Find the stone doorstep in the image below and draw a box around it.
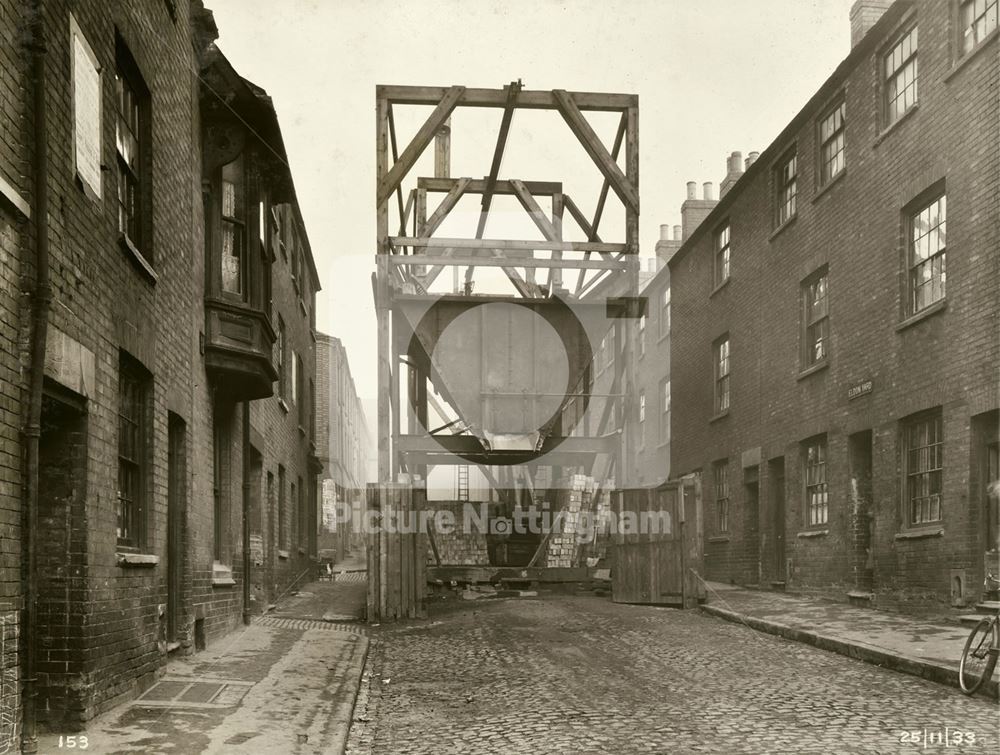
[701,604,999,700]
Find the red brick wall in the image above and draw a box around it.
[669,0,999,606]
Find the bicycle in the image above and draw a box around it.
[959,573,1000,695]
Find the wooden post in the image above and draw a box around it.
[434,117,451,179]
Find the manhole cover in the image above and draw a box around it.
[136,679,253,709]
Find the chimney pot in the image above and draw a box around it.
[703,182,714,201]
[686,181,697,200]
[745,151,760,170]
[659,224,671,241]
[673,225,682,241]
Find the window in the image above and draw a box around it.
[114,39,150,259]
[220,156,246,298]
[212,402,232,562]
[296,354,305,425]
[803,436,828,526]
[638,314,646,357]
[714,336,730,414]
[775,152,797,227]
[309,378,316,441]
[802,268,829,368]
[961,0,997,54]
[714,224,730,287]
[818,101,846,185]
[291,350,299,405]
[117,354,149,548]
[885,26,918,126]
[660,379,671,444]
[278,465,287,548]
[290,481,297,546]
[909,192,946,314]
[638,390,646,423]
[277,317,287,399]
[714,460,730,533]
[298,475,306,546]
[659,287,671,338]
[905,410,943,526]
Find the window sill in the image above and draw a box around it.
[873,103,919,147]
[708,535,730,544]
[709,410,730,424]
[117,552,159,568]
[796,361,829,382]
[894,526,943,541]
[298,547,307,556]
[710,277,730,298]
[812,169,846,204]
[769,214,797,242]
[119,234,158,284]
[298,425,307,437]
[895,299,946,332]
[277,397,290,413]
[278,549,290,560]
[212,563,235,586]
[797,529,828,539]
[945,29,999,83]
[0,173,30,220]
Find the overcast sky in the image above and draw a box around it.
[208,0,856,429]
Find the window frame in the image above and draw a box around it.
[659,378,670,445]
[219,155,248,301]
[817,99,846,186]
[638,313,646,358]
[714,222,731,288]
[117,354,151,550]
[959,0,998,56]
[714,459,730,534]
[903,408,944,528]
[802,435,829,528]
[883,24,919,127]
[905,188,947,317]
[774,150,798,228]
[801,266,830,370]
[114,35,152,264]
[659,286,671,339]
[714,334,730,415]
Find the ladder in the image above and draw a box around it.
[457,465,470,501]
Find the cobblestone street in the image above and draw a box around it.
[348,594,999,755]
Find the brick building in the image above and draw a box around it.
[315,332,370,559]
[669,0,999,610]
[0,1,322,746]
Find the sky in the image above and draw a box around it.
[208,0,857,438]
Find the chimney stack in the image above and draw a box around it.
[850,0,892,47]
[655,218,683,268]
[745,151,760,170]
[681,178,720,241]
[720,151,744,198]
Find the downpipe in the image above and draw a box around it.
[22,0,50,751]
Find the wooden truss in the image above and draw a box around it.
[374,82,640,482]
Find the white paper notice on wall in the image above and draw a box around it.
[71,15,102,201]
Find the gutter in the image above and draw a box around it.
[21,0,50,751]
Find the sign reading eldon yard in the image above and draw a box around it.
[847,380,873,400]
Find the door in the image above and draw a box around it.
[744,466,760,584]
[768,457,786,584]
[986,442,999,562]
[612,479,702,607]
[849,430,874,591]
[166,414,186,644]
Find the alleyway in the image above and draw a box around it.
[348,593,999,755]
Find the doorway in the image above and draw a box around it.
[744,465,760,585]
[767,457,786,586]
[167,414,186,645]
[848,430,874,591]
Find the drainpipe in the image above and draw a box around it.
[22,0,49,752]
[242,401,252,625]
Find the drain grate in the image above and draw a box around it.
[256,616,367,635]
[136,678,253,709]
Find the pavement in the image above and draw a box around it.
[37,552,369,755]
[697,580,999,698]
[346,590,1000,754]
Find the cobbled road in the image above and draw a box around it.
[347,593,999,755]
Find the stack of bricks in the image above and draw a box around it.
[545,474,591,568]
[428,501,489,566]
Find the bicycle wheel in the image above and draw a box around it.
[959,618,997,695]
